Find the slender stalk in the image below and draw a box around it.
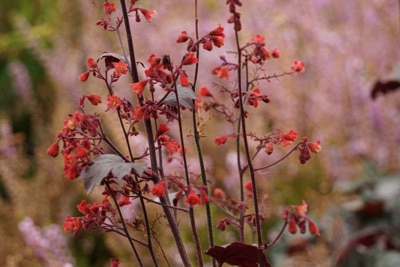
[191,0,216,266]
[233,11,265,266]
[173,82,203,266]
[105,181,143,267]
[119,1,191,265]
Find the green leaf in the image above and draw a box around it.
[162,85,196,109]
[80,154,147,194]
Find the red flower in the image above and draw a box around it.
[131,80,148,97]
[209,25,225,48]
[179,70,189,87]
[251,34,265,44]
[110,258,120,267]
[214,135,228,145]
[307,140,321,153]
[217,219,226,231]
[134,105,146,120]
[200,189,209,204]
[213,188,225,198]
[308,220,320,236]
[203,40,213,51]
[147,54,161,67]
[271,49,280,58]
[211,66,229,79]
[182,52,198,65]
[176,30,190,43]
[78,71,90,82]
[295,200,308,217]
[265,143,273,155]
[107,94,122,110]
[156,123,170,139]
[165,139,180,155]
[113,61,128,78]
[158,135,180,154]
[256,47,270,61]
[291,60,305,73]
[86,94,102,105]
[104,2,116,16]
[288,217,297,234]
[76,145,87,158]
[244,181,252,191]
[118,195,132,207]
[281,129,297,146]
[198,86,213,97]
[63,156,80,180]
[77,199,92,215]
[85,57,97,68]
[64,216,82,234]
[47,141,60,157]
[185,190,202,206]
[138,8,157,22]
[151,181,165,198]
[209,25,225,38]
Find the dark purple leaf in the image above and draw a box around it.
[371,80,400,99]
[205,242,271,267]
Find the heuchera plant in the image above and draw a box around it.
[48,0,321,266]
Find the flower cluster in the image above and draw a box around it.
[282,201,320,236]
[47,111,103,179]
[176,25,225,52]
[64,197,116,236]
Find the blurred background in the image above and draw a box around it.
[1,0,399,266]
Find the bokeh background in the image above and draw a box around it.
[1,0,399,266]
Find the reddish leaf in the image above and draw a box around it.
[205,242,271,267]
